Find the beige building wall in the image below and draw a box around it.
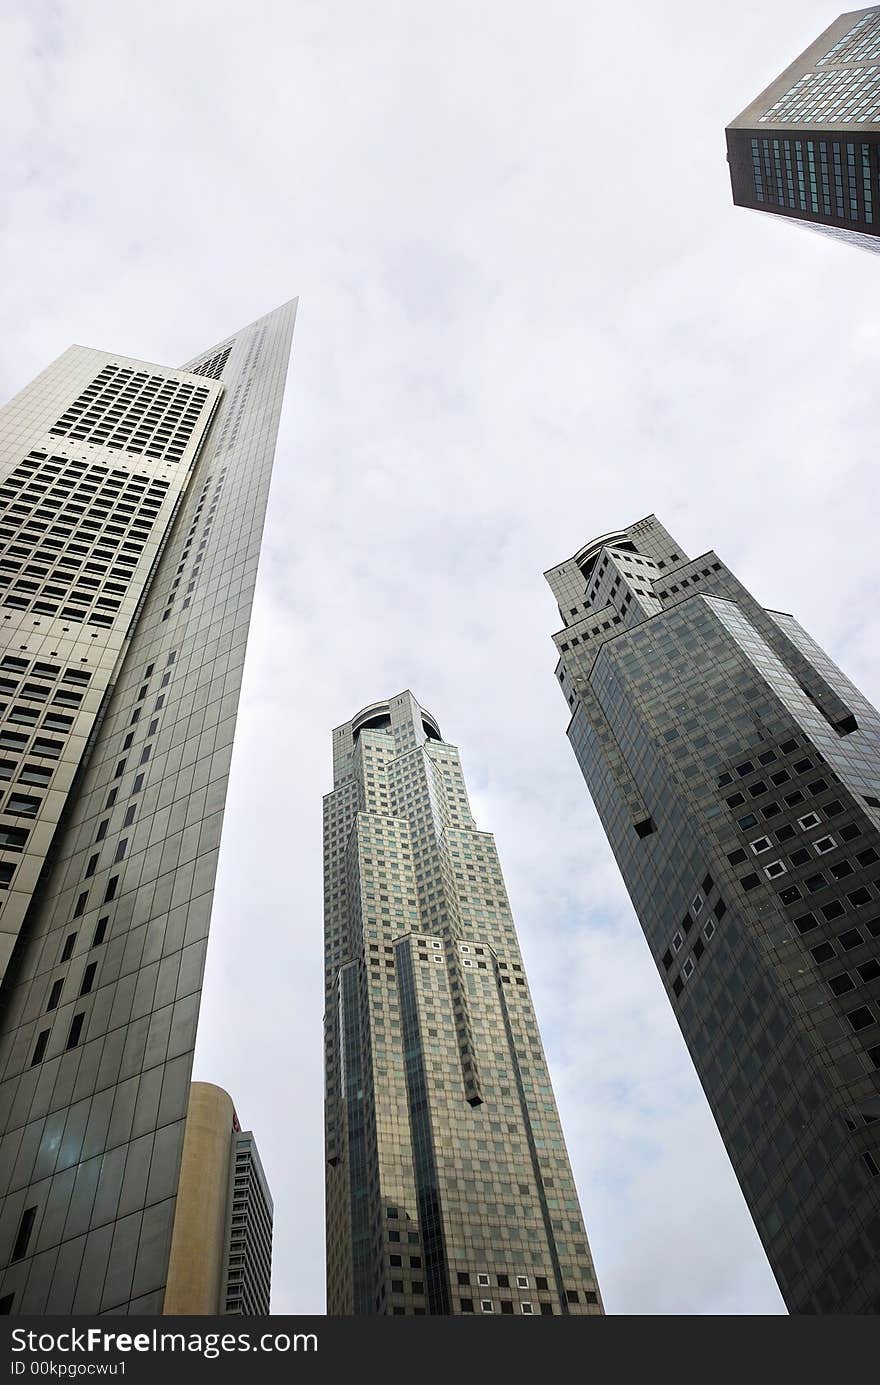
[163,1082,235,1315]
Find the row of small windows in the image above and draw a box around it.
[818,10,880,67]
[760,65,880,125]
[750,136,875,226]
[0,452,168,625]
[50,363,209,463]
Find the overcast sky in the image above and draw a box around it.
[3,0,879,1316]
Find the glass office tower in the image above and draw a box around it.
[323,692,603,1316]
[727,7,880,252]
[546,515,880,1313]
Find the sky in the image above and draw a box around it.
[2,0,879,1316]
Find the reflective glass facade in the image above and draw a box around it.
[323,693,603,1316]
[546,516,880,1314]
[727,7,880,250]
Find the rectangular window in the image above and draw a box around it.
[10,1206,36,1262]
[65,1013,85,1049]
[60,932,76,962]
[92,917,108,947]
[80,962,97,996]
[31,1030,49,1066]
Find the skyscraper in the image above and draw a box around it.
[546,516,880,1314]
[0,299,296,1314]
[164,1082,272,1316]
[726,7,880,252]
[323,692,603,1316]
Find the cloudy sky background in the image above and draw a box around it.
[3,0,879,1315]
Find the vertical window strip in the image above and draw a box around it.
[819,141,832,216]
[772,139,784,205]
[862,143,874,223]
[847,142,859,220]
[806,140,819,213]
[783,140,796,208]
[832,142,845,217]
[751,137,764,202]
[794,141,807,211]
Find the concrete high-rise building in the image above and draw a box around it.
[727,7,880,252]
[323,692,603,1317]
[0,299,296,1314]
[164,1082,272,1316]
[546,516,880,1314]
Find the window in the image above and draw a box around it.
[480,1300,494,1313]
[672,931,683,951]
[822,900,846,922]
[80,962,97,996]
[516,1276,529,1289]
[103,876,118,903]
[460,1299,474,1313]
[46,979,63,1011]
[682,957,694,978]
[750,837,772,854]
[477,1273,490,1286]
[764,861,787,879]
[60,932,76,962]
[838,928,864,951]
[92,917,108,947]
[828,972,855,996]
[846,1005,875,1032]
[521,1302,534,1314]
[4,793,41,817]
[798,812,821,831]
[848,886,872,907]
[10,1206,36,1263]
[813,836,836,854]
[31,1029,49,1065]
[811,942,836,964]
[703,918,716,940]
[65,1012,85,1049]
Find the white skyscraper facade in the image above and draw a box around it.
[0,300,296,1314]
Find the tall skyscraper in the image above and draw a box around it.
[323,692,603,1316]
[727,7,880,252]
[164,1082,272,1316]
[0,299,296,1314]
[546,516,880,1314]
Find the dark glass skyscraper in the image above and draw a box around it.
[0,300,296,1313]
[323,692,603,1316]
[727,7,880,252]
[546,516,880,1314]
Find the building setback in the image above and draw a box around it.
[546,515,880,1314]
[727,6,880,252]
[323,692,603,1316]
[0,300,296,1313]
[164,1082,272,1316]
